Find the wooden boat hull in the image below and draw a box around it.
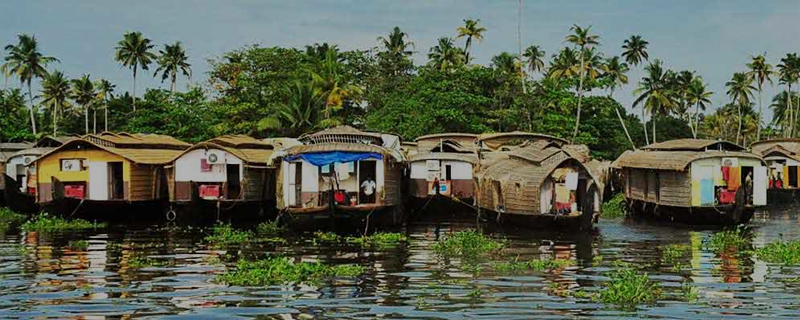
[170,199,276,224]
[2,174,39,214]
[409,195,475,216]
[481,209,594,230]
[766,188,800,207]
[626,199,754,225]
[280,203,406,231]
[41,197,168,222]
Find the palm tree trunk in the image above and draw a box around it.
[85,104,89,134]
[693,102,701,139]
[610,91,635,149]
[27,81,37,136]
[571,47,585,144]
[737,103,742,144]
[757,83,763,141]
[788,84,793,138]
[93,107,97,134]
[517,0,526,95]
[53,104,57,136]
[171,73,176,93]
[464,37,471,63]
[105,101,109,132]
[652,111,657,143]
[642,106,649,145]
[132,66,137,112]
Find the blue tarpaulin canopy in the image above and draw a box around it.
[285,151,382,167]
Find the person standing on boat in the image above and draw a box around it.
[361,176,376,204]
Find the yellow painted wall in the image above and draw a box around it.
[37,149,131,185]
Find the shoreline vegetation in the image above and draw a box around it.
[5,22,800,160]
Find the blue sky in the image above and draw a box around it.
[2,0,800,123]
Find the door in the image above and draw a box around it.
[290,162,302,206]
[358,161,377,204]
[754,166,767,206]
[109,162,124,200]
[88,162,109,200]
[226,164,241,199]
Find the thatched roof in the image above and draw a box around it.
[613,150,763,171]
[261,138,302,149]
[477,131,568,144]
[409,152,478,165]
[37,134,191,165]
[0,142,34,162]
[11,147,54,158]
[174,135,276,165]
[750,138,800,156]
[641,139,744,152]
[34,136,77,148]
[415,133,478,142]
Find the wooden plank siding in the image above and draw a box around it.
[624,168,691,207]
[129,164,156,201]
[243,167,264,200]
[382,160,401,206]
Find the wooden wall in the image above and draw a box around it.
[243,167,265,200]
[129,164,156,201]
[383,159,402,206]
[623,168,690,207]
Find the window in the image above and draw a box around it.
[60,159,84,172]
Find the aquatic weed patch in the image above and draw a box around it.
[256,220,284,237]
[21,214,105,232]
[215,256,364,286]
[601,193,627,219]
[493,258,572,273]
[312,231,342,244]
[706,227,752,256]
[597,267,661,310]
[347,232,407,249]
[432,230,505,259]
[660,244,690,271]
[756,239,800,265]
[204,223,253,246]
[0,207,27,233]
[66,240,89,251]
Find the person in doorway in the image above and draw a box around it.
[360,176,377,204]
[745,172,753,204]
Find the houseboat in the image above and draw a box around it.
[270,126,406,230]
[168,135,280,222]
[750,138,800,204]
[3,136,76,213]
[613,139,767,225]
[34,132,190,220]
[474,132,602,230]
[408,133,478,211]
[0,141,33,206]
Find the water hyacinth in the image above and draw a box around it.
[0,207,27,233]
[706,226,752,255]
[21,214,106,232]
[597,267,661,310]
[204,223,253,246]
[756,239,800,265]
[493,258,572,273]
[346,232,407,248]
[215,256,363,286]
[432,230,505,259]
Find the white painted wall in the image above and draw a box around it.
[410,160,472,180]
[764,156,800,166]
[5,155,38,191]
[88,162,108,200]
[282,158,388,204]
[174,148,244,182]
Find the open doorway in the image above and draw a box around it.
[109,162,124,200]
[226,164,241,199]
[358,160,377,204]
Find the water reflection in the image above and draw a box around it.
[1,209,800,318]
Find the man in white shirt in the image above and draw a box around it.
[360,176,376,204]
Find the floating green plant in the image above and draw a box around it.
[66,240,89,251]
[661,244,690,271]
[597,267,661,310]
[256,220,284,237]
[204,222,253,246]
[21,214,105,233]
[601,193,628,219]
[0,207,27,233]
[492,257,572,273]
[432,230,505,259]
[681,282,699,302]
[706,227,752,256]
[215,256,364,286]
[312,231,341,244]
[756,239,800,265]
[346,232,407,248]
[128,255,166,269]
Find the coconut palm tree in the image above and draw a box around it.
[71,74,96,135]
[258,79,324,136]
[633,60,674,144]
[746,54,774,141]
[428,38,465,71]
[456,19,487,63]
[4,34,59,135]
[154,41,191,93]
[602,56,635,149]
[95,79,115,132]
[565,25,600,143]
[39,71,71,136]
[726,72,756,144]
[777,53,799,137]
[115,31,156,111]
[311,50,362,127]
[548,47,580,79]
[522,45,546,77]
[492,52,520,75]
[673,70,695,121]
[377,27,415,77]
[771,90,797,133]
[621,35,649,67]
[0,62,10,90]
[686,77,713,138]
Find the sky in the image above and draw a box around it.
[2,0,800,123]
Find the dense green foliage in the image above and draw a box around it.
[601,193,627,219]
[492,258,572,273]
[706,227,753,256]
[0,207,27,233]
[432,230,505,259]
[204,223,253,246]
[21,214,105,232]
[215,256,364,286]
[756,239,800,265]
[346,232,407,249]
[597,267,661,310]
